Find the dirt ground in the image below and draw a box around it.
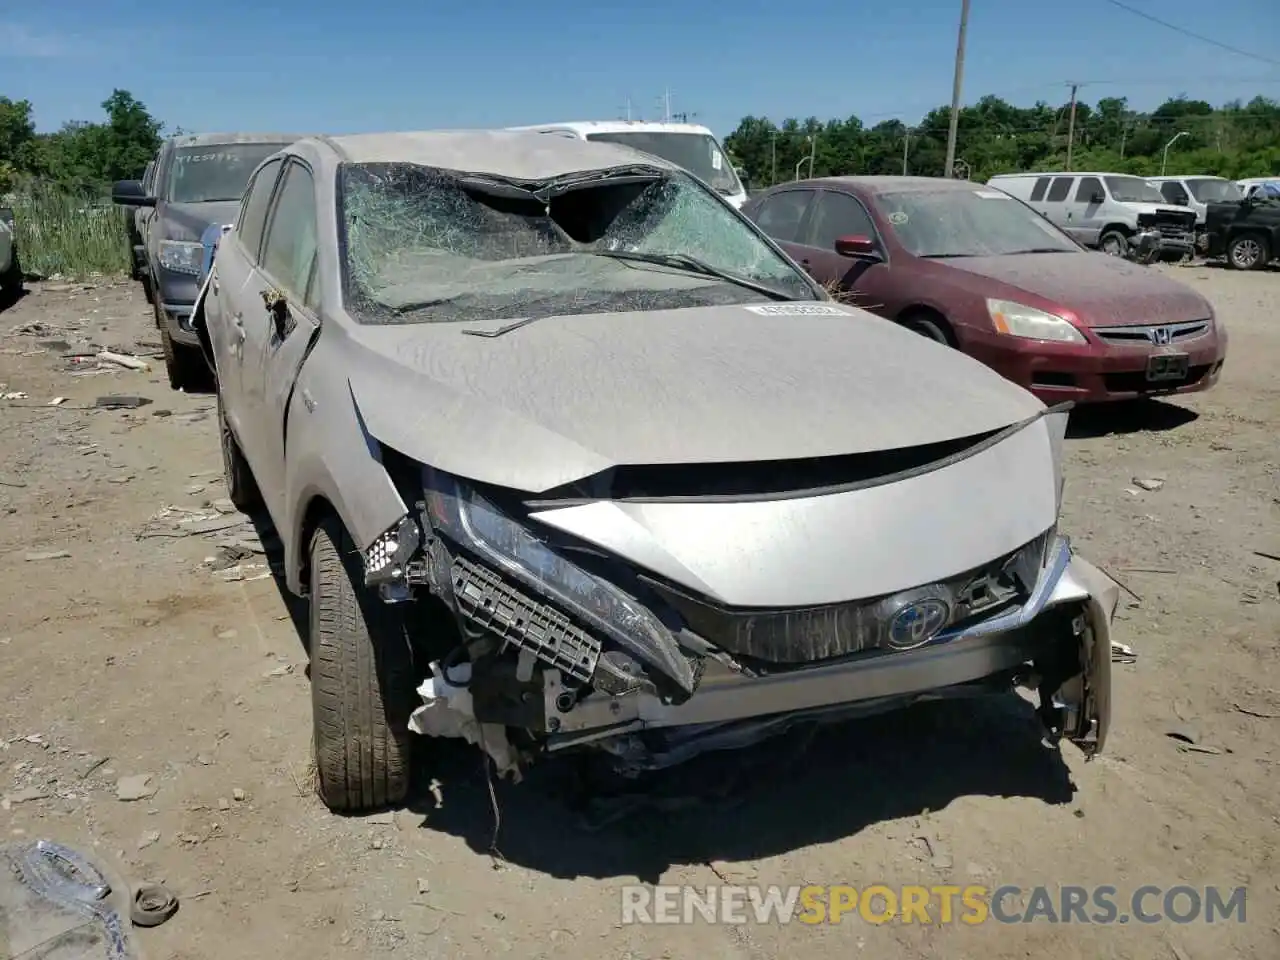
[0,267,1277,960]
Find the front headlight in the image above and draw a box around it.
[158,240,204,276]
[425,476,694,695]
[987,298,1086,344]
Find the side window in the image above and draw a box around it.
[808,191,877,249]
[1030,177,1051,202]
[1046,177,1075,202]
[752,190,812,243]
[1075,176,1105,203]
[236,159,284,264]
[1160,181,1189,205]
[261,161,319,308]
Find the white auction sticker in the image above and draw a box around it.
[744,304,852,316]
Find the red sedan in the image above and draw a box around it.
[741,176,1227,405]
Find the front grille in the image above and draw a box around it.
[657,531,1055,664]
[1138,209,1196,244]
[1091,319,1211,346]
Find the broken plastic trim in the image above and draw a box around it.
[423,472,696,698]
[362,514,421,591]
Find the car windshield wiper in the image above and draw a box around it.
[588,250,795,300]
[1016,247,1074,254]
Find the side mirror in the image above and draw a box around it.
[1090,192,1106,204]
[834,234,877,258]
[112,180,154,207]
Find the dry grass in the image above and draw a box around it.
[10,180,131,278]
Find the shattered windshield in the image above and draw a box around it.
[875,187,1079,258]
[1105,176,1166,204]
[584,131,742,196]
[1187,178,1243,203]
[339,162,812,325]
[166,143,292,203]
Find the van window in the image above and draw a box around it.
[1075,177,1105,203]
[1159,181,1190,206]
[1030,177,1052,201]
[1046,177,1074,202]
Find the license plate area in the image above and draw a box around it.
[1146,353,1189,382]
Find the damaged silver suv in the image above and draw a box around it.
[195,130,1119,813]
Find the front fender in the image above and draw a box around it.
[281,353,409,595]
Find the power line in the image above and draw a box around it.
[1102,0,1280,68]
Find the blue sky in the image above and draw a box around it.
[4,0,1278,138]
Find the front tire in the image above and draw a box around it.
[309,518,416,813]
[1227,233,1268,271]
[1099,230,1128,258]
[155,298,211,391]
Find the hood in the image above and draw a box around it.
[933,252,1211,328]
[1124,201,1194,216]
[345,301,1045,494]
[157,200,241,242]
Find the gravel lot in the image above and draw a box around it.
[0,266,1277,960]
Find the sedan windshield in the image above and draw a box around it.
[874,187,1079,258]
[584,131,742,196]
[339,163,812,325]
[1105,176,1166,204]
[1187,178,1243,203]
[166,143,292,203]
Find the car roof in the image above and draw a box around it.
[785,175,986,194]
[167,132,312,148]
[1148,175,1227,182]
[507,120,717,137]
[989,171,1140,178]
[300,129,680,180]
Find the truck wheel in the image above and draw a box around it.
[309,518,416,813]
[1099,230,1128,257]
[155,301,212,391]
[1,247,23,298]
[217,389,261,511]
[1227,234,1269,271]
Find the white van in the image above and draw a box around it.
[506,120,749,208]
[987,171,1197,259]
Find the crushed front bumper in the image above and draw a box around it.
[409,536,1118,775]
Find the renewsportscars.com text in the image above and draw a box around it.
[620,884,1247,925]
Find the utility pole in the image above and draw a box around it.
[1065,82,1079,171]
[809,133,817,178]
[663,87,671,123]
[943,0,971,178]
[1119,123,1127,159]
[902,127,911,175]
[770,131,778,186]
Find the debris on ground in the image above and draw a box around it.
[25,550,72,562]
[1112,641,1138,663]
[1132,476,1166,492]
[97,350,150,372]
[94,395,152,410]
[116,773,157,801]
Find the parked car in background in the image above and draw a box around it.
[742,176,1226,405]
[1235,178,1280,200]
[505,120,750,207]
[0,205,21,298]
[1202,187,1280,270]
[126,157,157,284]
[194,130,1116,814]
[987,171,1196,259]
[112,131,311,390]
[1147,175,1243,252]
